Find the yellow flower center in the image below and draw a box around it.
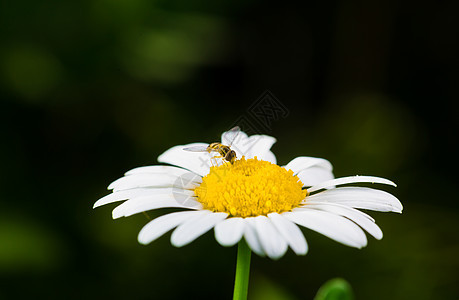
[194,157,307,218]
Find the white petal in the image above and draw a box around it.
[214,217,245,247]
[283,156,333,174]
[112,194,201,219]
[297,167,335,187]
[259,150,277,164]
[308,176,396,193]
[243,218,266,257]
[253,216,288,260]
[171,211,228,247]
[221,129,277,163]
[158,143,213,176]
[108,172,201,192]
[222,129,249,147]
[243,135,276,157]
[108,174,175,191]
[125,165,193,177]
[301,203,383,240]
[138,211,202,245]
[268,213,308,255]
[306,187,403,213]
[94,188,179,208]
[226,133,276,160]
[284,209,368,248]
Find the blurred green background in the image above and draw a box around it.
[1,0,458,299]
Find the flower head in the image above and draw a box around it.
[94,129,402,259]
[196,157,307,217]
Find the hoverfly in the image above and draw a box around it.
[183,126,240,164]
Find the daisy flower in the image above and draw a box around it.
[94,128,402,261]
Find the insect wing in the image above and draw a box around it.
[183,146,209,152]
[223,126,241,147]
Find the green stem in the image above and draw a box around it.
[233,240,252,300]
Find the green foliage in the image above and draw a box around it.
[314,278,354,300]
[250,274,297,300]
[1,44,63,100]
[0,215,65,273]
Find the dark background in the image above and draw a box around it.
[1,0,458,299]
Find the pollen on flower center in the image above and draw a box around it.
[194,157,307,218]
